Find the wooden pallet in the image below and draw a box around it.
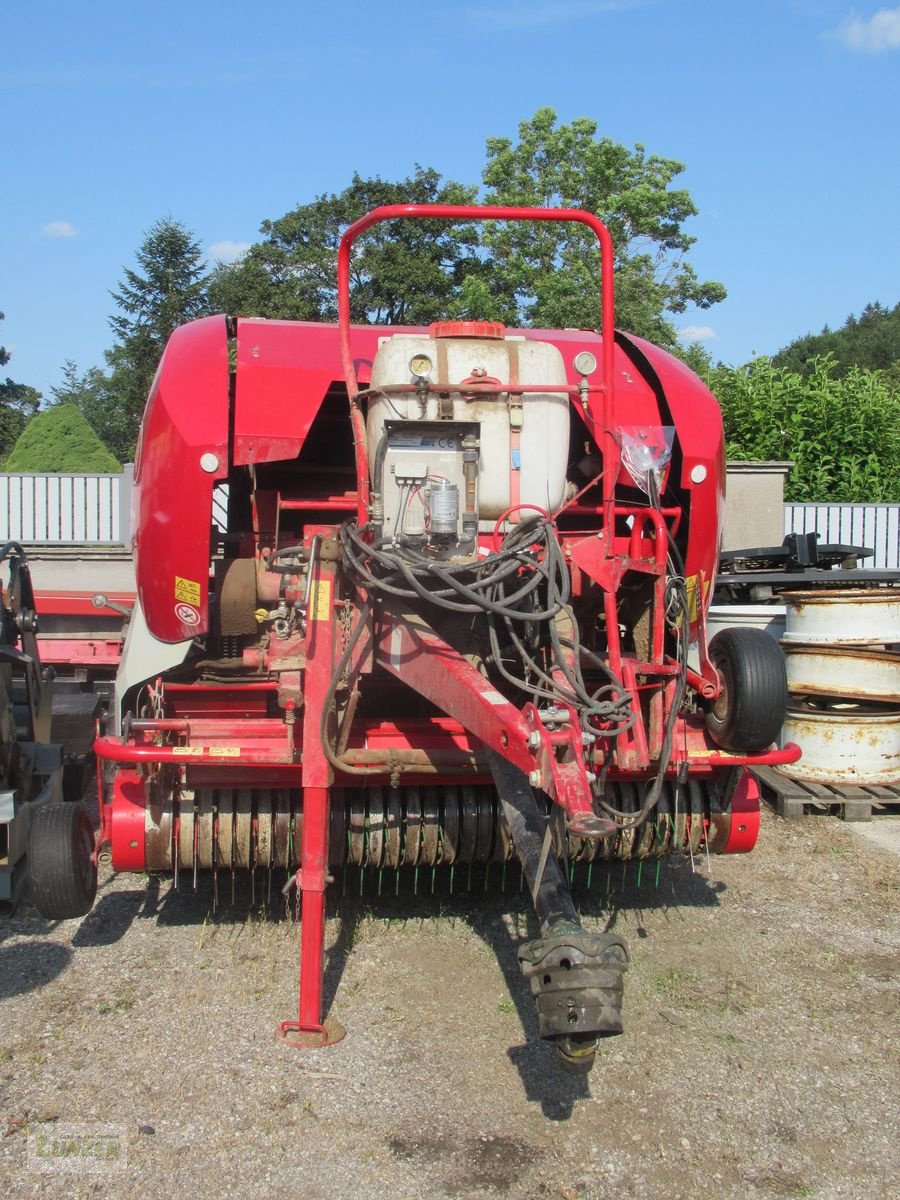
[751,765,900,822]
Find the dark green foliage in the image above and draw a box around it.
[109,216,210,346]
[672,340,715,376]
[0,378,42,466]
[0,311,43,465]
[208,114,723,346]
[707,356,899,502]
[103,218,211,459]
[5,404,121,472]
[51,359,109,409]
[479,108,726,344]
[773,301,900,385]
[208,167,480,325]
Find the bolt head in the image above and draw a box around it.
[528,770,542,788]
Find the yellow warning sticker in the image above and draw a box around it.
[171,745,240,758]
[175,576,201,604]
[684,574,711,624]
[309,580,332,621]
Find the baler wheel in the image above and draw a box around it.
[27,801,97,920]
[705,627,788,752]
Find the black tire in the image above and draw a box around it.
[705,627,787,752]
[28,801,97,919]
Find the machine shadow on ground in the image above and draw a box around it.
[147,852,725,1120]
[2,850,724,1115]
[0,938,72,999]
[317,854,724,1119]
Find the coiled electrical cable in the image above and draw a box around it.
[337,514,635,743]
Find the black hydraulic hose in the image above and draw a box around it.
[594,575,690,825]
[390,547,561,622]
[487,617,575,707]
[342,516,568,620]
[486,750,581,936]
[319,596,379,777]
[338,512,636,764]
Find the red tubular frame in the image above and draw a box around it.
[336,204,618,540]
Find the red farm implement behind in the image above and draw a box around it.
[27,205,799,1073]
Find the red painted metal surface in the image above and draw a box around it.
[619,332,726,597]
[109,772,147,871]
[721,769,762,854]
[373,603,605,831]
[236,321,366,466]
[34,590,133,672]
[37,639,123,667]
[133,315,230,643]
[34,590,135,617]
[95,737,293,767]
[281,551,338,1042]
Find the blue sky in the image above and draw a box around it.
[3,0,899,399]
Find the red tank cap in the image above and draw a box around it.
[429,320,506,339]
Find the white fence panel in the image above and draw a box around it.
[0,473,123,544]
[2,472,897,567]
[784,503,900,569]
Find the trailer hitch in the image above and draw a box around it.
[518,930,630,1074]
[487,750,628,1074]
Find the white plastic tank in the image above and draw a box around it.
[368,323,570,519]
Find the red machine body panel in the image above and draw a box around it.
[235,320,375,465]
[622,332,727,592]
[136,317,724,643]
[132,315,230,643]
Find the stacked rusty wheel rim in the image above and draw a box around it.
[778,588,900,784]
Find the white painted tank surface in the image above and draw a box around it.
[781,588,900,646]
[778,704,900,785]
[784,645,900,703]
[368,331,570,518]
[706,604,786,642]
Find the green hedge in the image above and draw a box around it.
[706,357,899,502]
[5,404,121,473]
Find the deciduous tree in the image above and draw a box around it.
[208,168,480,325]
[711,356,898,502]
[479,108,726,345]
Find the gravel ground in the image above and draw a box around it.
[1,804,898,1200]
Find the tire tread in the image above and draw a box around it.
[28,801,97,920]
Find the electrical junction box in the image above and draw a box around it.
[380,421,480,557]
